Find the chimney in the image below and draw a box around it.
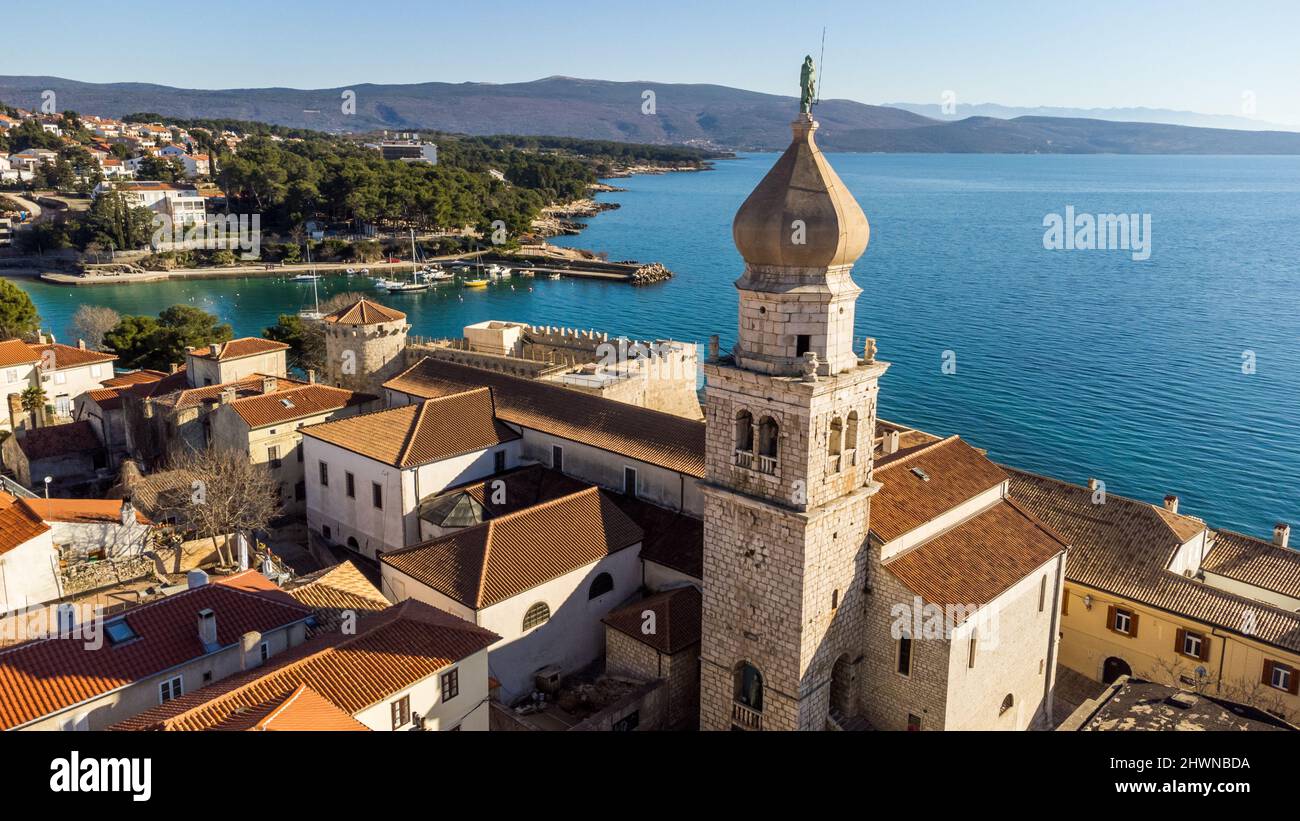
[1163,495,1179,515]
[77,338,86,350]
[169,362,180,374]
[212,342,225,358]
[1087,478,1099,491]
[241,631,263,670]
[261,376,277,394]
[219,387,236,405]
[197,608,218,650]
[187,568,209,589]
[708,334,719,361]
[306,369,316,384]
[119,494,135,527]
[1275,523,1291,549]
[882,429,900,456]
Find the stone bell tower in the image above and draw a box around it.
[697,103,889,731]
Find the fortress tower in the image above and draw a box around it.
[698,109,888,730]
[320,298,410,396]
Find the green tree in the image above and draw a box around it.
[263,314,321,372]
[134,155,185,183]
[19,385,47,427]
[83,191,156,251]
[102,314,160,368]
[104,305,232,370]
[0,280,42,341]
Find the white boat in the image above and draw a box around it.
[382,230,432,292]
[291,273,320,282]
[486,264,512,279]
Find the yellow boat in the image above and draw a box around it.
[463,278,489,288]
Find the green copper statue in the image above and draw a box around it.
[800,55,817,115]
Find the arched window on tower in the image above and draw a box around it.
[734,409,755,468]
[757,417,779,474]
[845,411,860,465]
[733,661,764,721]
[828,416,843,472]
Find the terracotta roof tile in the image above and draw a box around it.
[30,343,117,369]
[870,436,1009,543]
[229,384,372,429]
[189,337,289,361]
[103,369,167,388]
[155,374,304,411]
[111,600,498,731]
[1202,531,1300,599]
[321,298,406,325]
[85,387,124,410]
[282,561,391,636]
[385,357,706,478]
[303,388,518,468]
[0,583,312,730]
[603,586,701,654]
[0,492,51,556]
[23,497,151,525]
[884,499,1068,615]
[0,339,40,368]
[13,420,101,460]
[1007,469,1300,653]
[383,487,643,608]
[206,684,370,731]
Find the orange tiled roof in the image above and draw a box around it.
[229,383,372,429]
[0,583,313,730]
[603,586,702,654]
[1200,530,1300,600]
[207,684,369,731]
[155,374,304,411]
[870,436,1010,543]
[111,600,498,731]
[23,497,151,525]
[303,388,518,468]
[0,492,51,556]
[30,343,117,370]
[85,387,124,410]
[1007,468,1300,654]
[321,298,406,325]
[883,499,1068,615]
[383,487,643,609]
[0,339,40,368]
[282,561,391,636]
[189,337,289,361]
[384,357,707,478]
[102,369,167,388]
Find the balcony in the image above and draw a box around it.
[756,455,778,475]
[732,701,763,730]
[845,448,857,467]
[734,449,753,469]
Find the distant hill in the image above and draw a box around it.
[5,75,1300,154]
[886,102,1300,133]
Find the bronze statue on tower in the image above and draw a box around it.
[800,55,817,115]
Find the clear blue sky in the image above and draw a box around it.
[5,0,1298,124]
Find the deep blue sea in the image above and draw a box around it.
[14,153,1300,537]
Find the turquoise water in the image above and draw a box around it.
[13,153,1300,537]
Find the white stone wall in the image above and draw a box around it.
[352,648,490,731]
[0,530,61,613]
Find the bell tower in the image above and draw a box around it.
[698,92,889,731]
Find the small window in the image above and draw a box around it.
[1113,609,1133,635]
[1181,630,1204,660]
[897,636,913,677]
[1267,662,1295,693]
[906,713,922,732]
[551,445,564,472]
[999,693,1014,716]
[494,450,506,473]
[318,461,329,486]
[391,694,411,730]
[623,466,637,497]
[795,334,811,357]
[589,572,614,600]
[441,668,459,702]
[522,602,551,631]
[322,524,332,541]
[159,675,183,704]
[105,619,138,645]
[372,482,383,510]
[968,634,977,669]
[268,445,281,468]
[345,472,355,498]
[296,442,303,463]
[260,641,269,662]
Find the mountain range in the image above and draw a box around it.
[885,102,1300,133]
[5,75,1300,154]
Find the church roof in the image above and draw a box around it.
[321,298,406,325]
[732,116,869,270]
[603,586,702,655]
[870,436,1010,543]
[384,357,706,478]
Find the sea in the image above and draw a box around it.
[12,153,1300,537]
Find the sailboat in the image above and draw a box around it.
[292,240,321,282]
[298,252,324,320]
[382,230,431,293]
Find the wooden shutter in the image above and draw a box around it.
[1290,666,1299,696]
[1262,660,1274,686]
[1128,611,1139,638]
[1198,635,1210,662]
[1062,588,1069,616]
[1106,605,1117,632]
[1175,628,1186,655]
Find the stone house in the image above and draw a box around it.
[603,585,702,728]
[1,420,106,493]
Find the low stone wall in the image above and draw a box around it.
[60,556,155,597]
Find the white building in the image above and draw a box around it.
[302,387,522,559]
[93,180,206,227]
[0,492,59,614]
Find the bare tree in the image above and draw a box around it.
[161,447,282,567]
[70,305,121,351]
